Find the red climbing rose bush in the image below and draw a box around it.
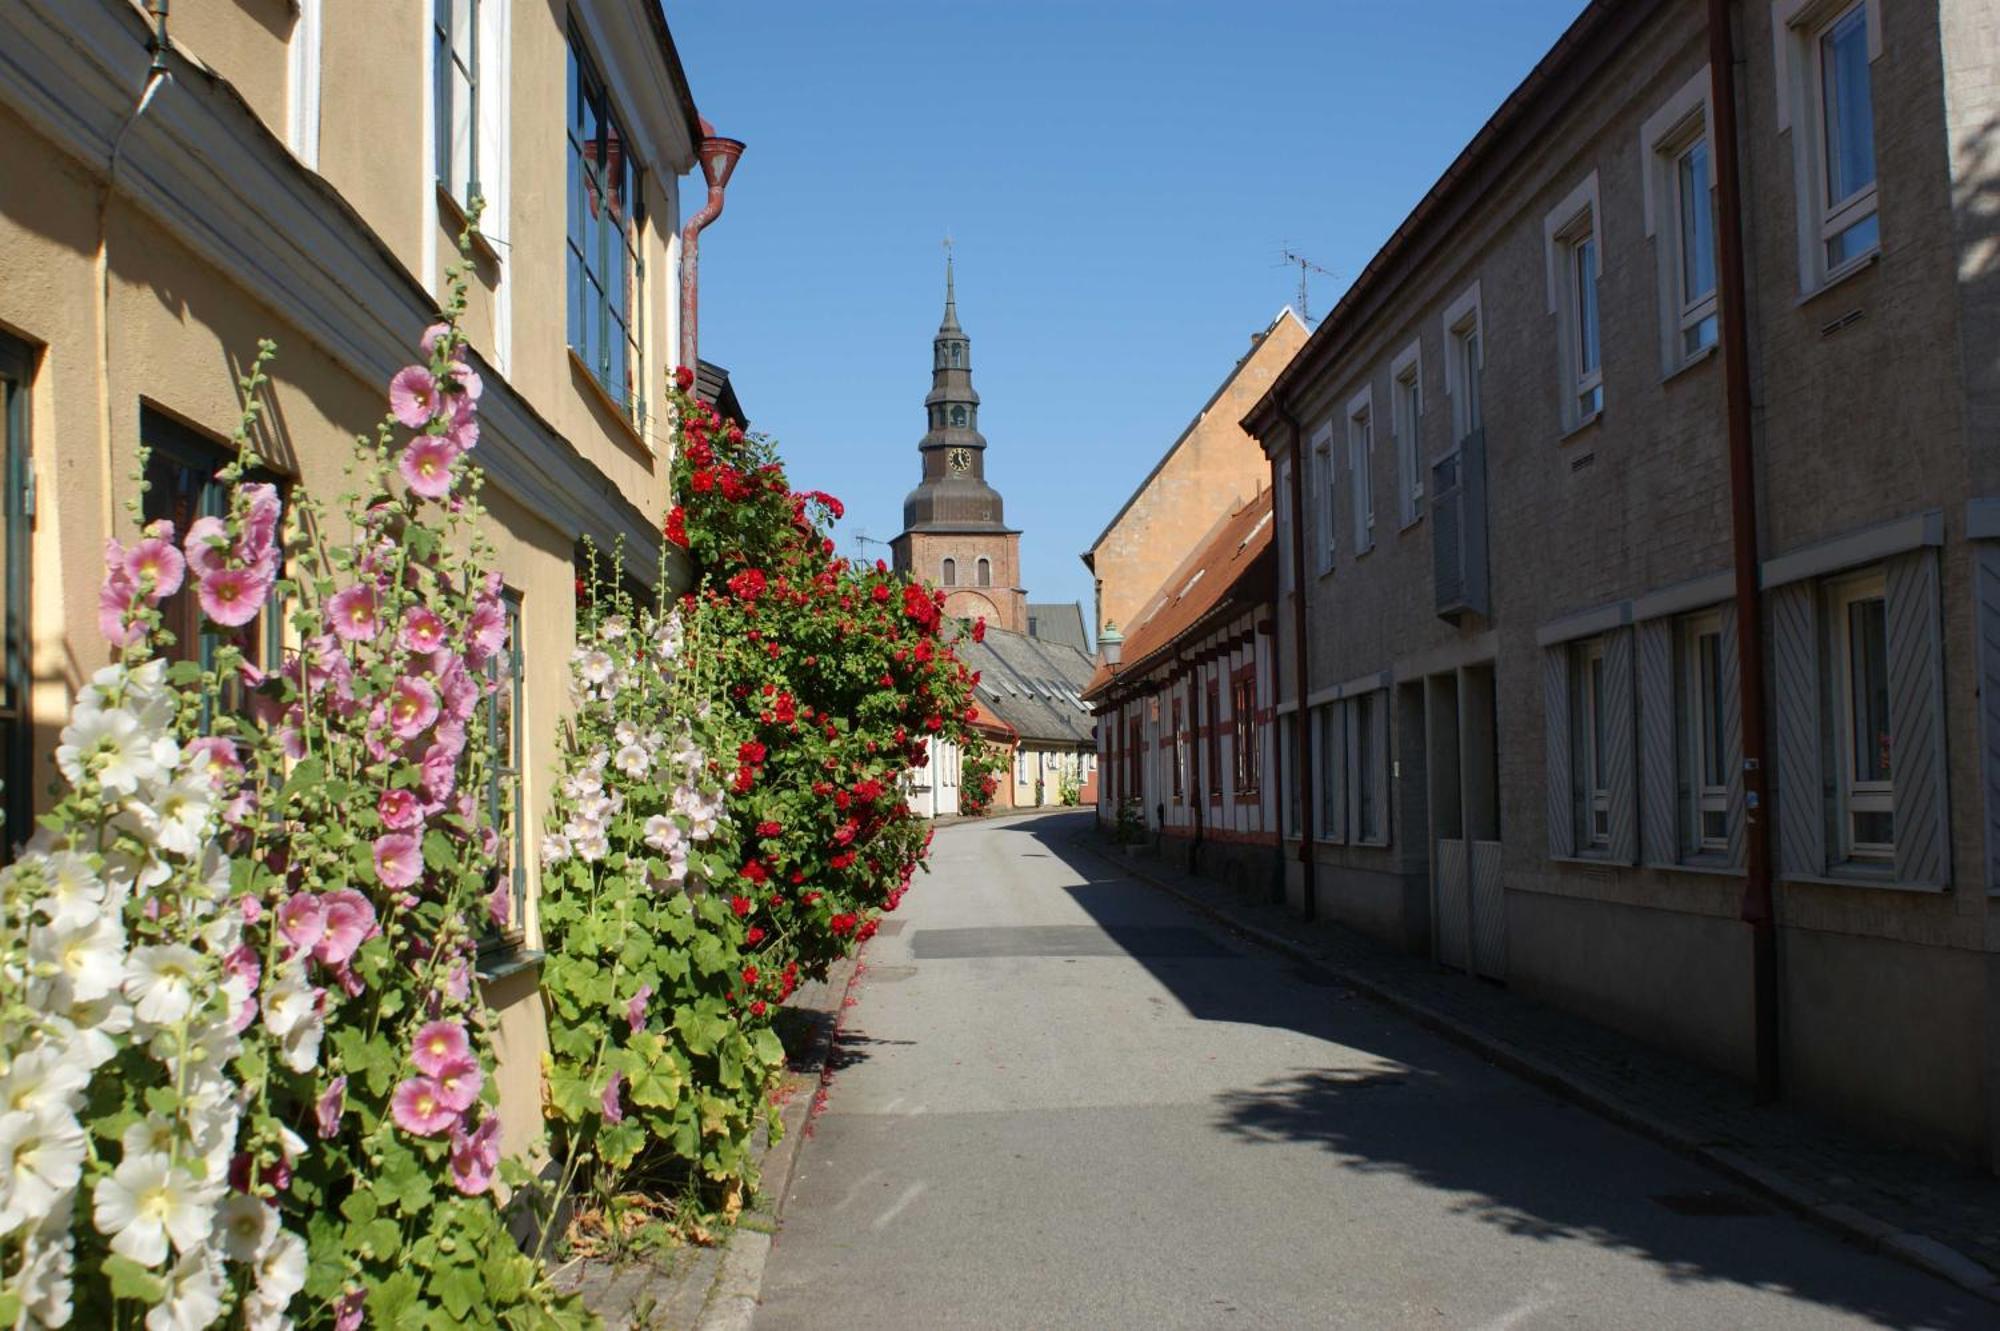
[664,374,979,981]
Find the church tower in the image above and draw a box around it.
[891,257,1027,632]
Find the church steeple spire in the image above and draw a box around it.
[941,247,960,333]
[896,252,1007,534]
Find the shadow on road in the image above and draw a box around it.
[971,809,1991,1330]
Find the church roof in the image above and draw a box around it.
[1026,602,1090,654]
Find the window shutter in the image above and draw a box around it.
[1772,581,1825,879]
[1371,691,1392,846]
[1543,646,1574,858]
[1978,546,2000,892]
[1887,549,1949,886]
[1330,704,1348,844]
[1719,601,1748,870]
[1637,619,1676,865]
[1604,628,1638,864]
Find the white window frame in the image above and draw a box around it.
[1640,70,1719,373]
[1577,638,1611,848]
[1829,570,1893,864]
[1311,420,1336,576]
[1774,0,1882,292]
[1680,610,1730,855]
[1543,173,1604,432]
[1391,341,1423,527]
[1442,283,1483,445]
[1347,387,1374,555]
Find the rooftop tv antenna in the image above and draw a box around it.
[852,528,889,561]
[1278,247,1337,326]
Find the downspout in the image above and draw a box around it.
[677,121,746,374]
[96,2,173,541]
[1186,653,1204,870]
[1709,0,1781,1103]
[1277,395,1318,921]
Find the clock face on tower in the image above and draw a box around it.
[948,447,972,473]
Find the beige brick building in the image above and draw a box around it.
[1235,0,2000,1167]
[1084,307,1306,644]
[0,0,722,1153]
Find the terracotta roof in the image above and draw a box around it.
[1082,489,1274,701]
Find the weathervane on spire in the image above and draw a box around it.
[943,233,955,309]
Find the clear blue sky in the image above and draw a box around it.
[673,1,1586,628]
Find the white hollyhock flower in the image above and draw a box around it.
[614,744,650,779]
[261,967,315,1040]
[643,816,684,855]
[51,994,134,1069]
[121,1116,178,1162]
[93,1151,218,1267]
[125,944,203,1026]
[0,1108,86,1237]
[147,1248,224,1331]
[34,850,107,929]
[133,772,216,858]
[613,720,641,747]
[539,833,572,866]
[584,748,610,774]
[575,650,615,686]
[247,1227,307,1324]
[56,708,172,798]
[15,1202,75,1327]
[0,1046,90,1122]
[574,833,610,863]
[280,1004,325,1074]
[36,915,127,1006]
[599,614,629,641]
[214,1192,277,1263]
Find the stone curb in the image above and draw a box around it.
[693,944,869,1330]
[1078,836,2000,1310]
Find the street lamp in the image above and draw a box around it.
[1100,622,1124,673]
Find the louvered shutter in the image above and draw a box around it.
[1320,705,1347,844]
[1771,581,1825,879]
[1887,550,1949,887]
[1371,691,1392,845]
[1977,547,2000,891]
[1544,646,1574,857]
[1604,628,1638,864]
[1719,602,1748,869]
[1637,619,1677,865]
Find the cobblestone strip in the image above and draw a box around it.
[1077,836,2000,1308]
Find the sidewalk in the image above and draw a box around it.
[1073,831,2000,1307]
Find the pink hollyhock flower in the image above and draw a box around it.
[438,659,480,724]
[389,366,443,428]
[447,360,482,401]
[487,879,511,930]
[316,890,376,965]
[185,736,242,787]
[326,583,379,642]
[316,1075,347,1139]
[445,398,480,452]
[124,531,185,599]
[400,606,447,654]
[276,893,327,957]
[420,321,451,355]
[378,787,422,831]
[420,741,459,802]
[334,1290,365,1331]
[97,566,145,649]
[412,1020,471,1076]
[182,514,231,578]
[239,895,263,925]
[373,833,422,890]
[627,983,653,1035]
[449,1115,501,1196]
[465,600,508,666]
[200,564,272,627]
[387,675,440,740]
[239,482,282,559]
[398,434,462,501]
[601,1070,625,1125]
[445,962,471,1002]
[433,1055,483,1113]
[390,1076,457,1137]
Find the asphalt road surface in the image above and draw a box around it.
[752,810,1991,1330]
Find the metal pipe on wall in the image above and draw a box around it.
[1708,0,1781,1103]
[1277,397,1317,921]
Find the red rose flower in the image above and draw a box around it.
[730,895,752,918]
[757,820,782,837]
[739,741,767,766]
[675,364,695,391]
[750,999,768,1017]
[972,617,986,643]
[664,506,688,547]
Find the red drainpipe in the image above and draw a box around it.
[678,119,746,375]
[1708,0,1780,1103]
[1277,396,1318,921]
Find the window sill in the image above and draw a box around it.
[476,945,545,983]
[1559,411,1604,446]
[435,183,503,268]
[1643,857,1742,879]
[566,348,654,456]
[1354,541,1376,560]
[1661,343,1717,386]
[1399,513,1425,534]
[1548,852,1628,868]
[1796,248,1880,308]
[1779,868,1946,894]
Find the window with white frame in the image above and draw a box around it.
[1830,571,1892,862]
[1354,691,1381,842]
[1391,343,1423,526]
[434,0,481,208]
[1348,390,1374,554]
[1443,284,1483,444]
[1642,73,1718,370]
[1276,454,1294,597]
[1778,0,1880,289]
[1576,638,1611,848]
[1545,176,1603,430]
[1311,421,1336,575]
[1680,611,1729,854]
[567,27,648,424]
[1313,702,1344,842]
[1309,693,1390,846]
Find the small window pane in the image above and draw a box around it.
[1678,141,1717,307]
[1848,596,1889,783]
[1827,212,1880,269]
[1575,236,1600,376]
[1822,6,1876,207]
[1700,631,1726,788]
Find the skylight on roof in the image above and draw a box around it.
[1178,568,1206,599]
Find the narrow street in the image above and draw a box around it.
[754,811,1989,1330]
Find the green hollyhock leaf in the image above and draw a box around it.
[751,1027,784,1069]
[102,1254,164,1302]
[369,1270,423,1325]
[599,1120,645,1170]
